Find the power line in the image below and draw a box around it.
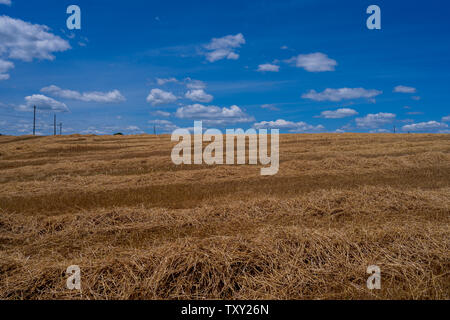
[33,106,36,136]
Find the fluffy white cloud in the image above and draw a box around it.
[287,53,337,72]
[156,77,178,85]
[0,16,70,62]
[175,103,254,125]
[204,33,245,62]
[302,88,382,102]
[355,113,396,129]
[185,89,213,103]
[441,115,450,122]
[257,64,280,72]
[319,108,358,119]
[394,85,416,93]
[253,119,324,133]
[0,0,11,6]
[17,94,69,112]
[402,121,448,132]
[0,59,13,80]
[41,85,125,103]
[184,78,206,90]
[146,88,177,106]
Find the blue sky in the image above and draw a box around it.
[0,0,449,135]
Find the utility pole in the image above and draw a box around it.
[33,105,36,136]
[393,125,396,133]
[54,114,56,136]
[59,123,62,135]
[154,125,156,135]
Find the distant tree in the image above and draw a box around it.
[114,132,124,136]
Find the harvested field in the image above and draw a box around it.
[0,133,449,300]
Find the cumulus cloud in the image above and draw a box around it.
[0,59,14,80]
[0,0,11,6]
[355,113,396,129]
[394,85,416,93]
[204,33,245,62]
[253,119,324,133]
[402,121,448,132]
[302,88,382,102]
[287,53,337,72]
[16,94,69,112]
[156,77,178,85]
[175,103,254,125]
[0,16,70,62]
[153,110,171,117]
[257,64,280,72]
[41,85,125,103]
[441,115,450,122]
[185,89,213,103]
[318,108,358,119]
[0,16,70,80]
[185,78,206,90]
[146,88,177,106]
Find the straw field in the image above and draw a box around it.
[0,133,449,299]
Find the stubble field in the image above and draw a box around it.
[0,133,449,300]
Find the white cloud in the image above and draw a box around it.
[81,90,125,103]
[0,59,13,80]
[406,111,423,115]
[257,64,280,72]
[156,77,178,85]
[280,45,288,50]
[394,85,416,93]
[402,121,448,132]
[185,78,206,90]
[318,108,358,119]
[185,89,213,103]
[146,88,177,106]
[302,88,382,102]
[175,103,254,125]
[41,85,125,103]
[126,125,142,132]
[355,113,396,129]
[153,110,171,117]
[261,104,279,111]
[0,0,11,6]
[17,94,69,112]
[204,33,245,62]
[148,119,178,132]
[369,129,390,133]
[253,119,324,133]
[441,115,450,122]
[0,16,70,62]
[287,53,337,72]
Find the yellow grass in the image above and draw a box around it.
[0,133,449,299]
